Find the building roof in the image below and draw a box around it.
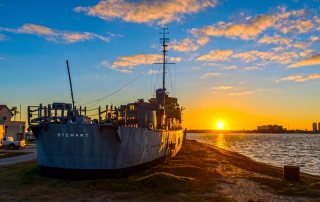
[0,105,14,116]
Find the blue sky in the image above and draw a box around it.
[0,0,320,129]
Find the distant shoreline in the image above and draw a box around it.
[186,129,318,134]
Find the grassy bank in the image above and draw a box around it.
[0,140,319,201]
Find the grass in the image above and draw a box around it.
[0,140,319,201]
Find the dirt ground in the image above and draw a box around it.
[0,139,319,201]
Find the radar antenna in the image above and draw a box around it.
[154,27,175,90]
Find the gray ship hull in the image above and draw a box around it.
[33,124,183,178]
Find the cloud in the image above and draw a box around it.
[110,54,181,73]
[277,19,314,34]
[233,50,298,64]
[243,66,259,71]
[190,9,305,40]
[228,89,265,96]
[196,50,233,62]
[212,85,234,90]
[0,56,5,60]
[148,69,160,75]
[310,36,319,41]
[299,49,313,57]
[18,23,56,35]
[291,42,308,49]
[258,34,290,45]
[279,73,320,82]
[75,0,218,25]
[0,33,6,41]
[272,46,284,52]
[0,23,109,43]
[223,65,238,70]
[170,36,209,52]
[288,54,320,68]
[201,72,220,79]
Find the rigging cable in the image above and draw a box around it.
[83,73,144,110]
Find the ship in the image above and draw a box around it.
[28,28,184,179]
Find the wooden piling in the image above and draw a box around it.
[283,165,300,181]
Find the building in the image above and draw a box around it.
[313,122,318,132]
[0,105,25,140]
[257,125,284,132]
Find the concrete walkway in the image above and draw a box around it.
[0,145,37,166]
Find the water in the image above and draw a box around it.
[187,133,320,176]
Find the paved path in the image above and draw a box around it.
[0,145,37,166]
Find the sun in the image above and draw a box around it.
[216,121,225,130]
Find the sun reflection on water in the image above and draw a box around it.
[215,133,228,149]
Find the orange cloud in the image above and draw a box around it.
[310,36,319,41]
[291,42,308,49]
[18,23,56,35]
[233,50,298,64]
[228,89,265,96]
[212,86,234,90]
[0,23,109,43]
[277,19,314,34]
[110,54,181,73]
[196,50,233,62]
[272,46,285,52]
[299,49,314,57]
[288,54,320,68]
[171,36,209,52]
[191,9,305,40]
[258,34,290,45]
[279,73,320,82]
[201,72,220,79]
[75,0,217,25]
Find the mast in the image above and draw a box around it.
[66,60,75,110]
[156,27,174,90]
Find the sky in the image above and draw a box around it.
[0,0,320,130]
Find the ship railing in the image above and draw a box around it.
[97,105,138,127]
[28,104,139,127]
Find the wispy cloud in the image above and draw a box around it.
[196,50,233,62]
[0,56,6,60]
[201,72,221,79]
[258,34,290,45]
[243,66,259,71]
[228,89,265,96]
[299,49,314,57]
[288,53,320,68]
[310,36,319,41]
[75,0,218,25]
[190,9,305,40]
[0,33,6,41]
[278,73,320,82]
[0,23,109,43]
[233,50,298,64]
[108,54,181,73]
[212,85,234,90]
[276,19,314,34]
[170,36,209,52]
[148,69,160,75]
[223,65,238,70]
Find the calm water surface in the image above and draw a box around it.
[187,133,320,176]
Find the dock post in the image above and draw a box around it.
[27,106,30,125]
[39,104,42,120]
[283,165,300,181]
[98,106,101,122]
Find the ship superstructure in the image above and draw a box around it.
[28,28,184,179]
